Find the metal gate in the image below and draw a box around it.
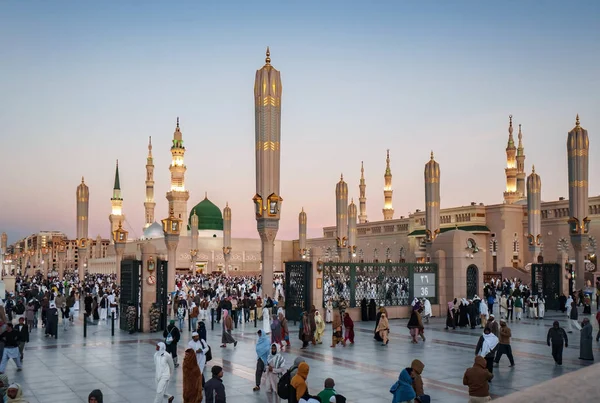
[155,259,169,332]
[466,265,479,299]
[119,259,141,331]
[531,263,561,310]
[284,261,312,322]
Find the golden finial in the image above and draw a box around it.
[340,173,344,181]
[430,150,434,160]
[265,46,271,65]
[204,191,208,199]
[576,114,580,127]
[532,164,535,173]
[226,201,229,207]
[301,206,304,212]
[508,115,513,135]
[176,117,180,129]
[81,176,85,183]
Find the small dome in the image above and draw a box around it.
[188,197,223,231]
[143,222,164,239]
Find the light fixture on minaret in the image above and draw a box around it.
[166,117,190,221]
[526,164,542,263]
[358,161,368,223]
[253,47,283,298]
[144,136,156,230]
[383,150,394,220]
[109,160,124,245]
[567,114,590,290]
[424,151,441,243]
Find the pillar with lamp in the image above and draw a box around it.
[162,208,181,295]
[299,207,307,259]
[40,245,50,277]
[77,238,89,279]
[348,199,357,260]
[113,222,128,284]
[567,114,590,291]
[223,202,232,275]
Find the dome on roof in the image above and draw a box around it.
[143,222,164,239]
[188,197,223,231]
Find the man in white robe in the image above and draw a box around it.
[187,331,209,376]
[154,342,174,403]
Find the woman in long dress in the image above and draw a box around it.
[220,309,237,348]
[343,313,354,344]
[579,318,594,361]
[374,306,388,341]
[45,302,59,338]
[445,301,456,330]
[330,312,346,348]
[375,313,389,346]
[314,311,325,344]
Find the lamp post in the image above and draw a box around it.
[77,238,89,280]
[57,242,66,279]
[27,250,34,274]
[162,208,181,296]
[40,246,50,277]
[113,221,128,285]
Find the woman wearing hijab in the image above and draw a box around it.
[189,302,199,331]
[360,298,368,321]
[325,299,333,323]
[445,301,456,330]
[475,326,499,376]
[45,302,59,338]
[343,313,354,344]
[368,299,377,321]
[374,305,388,341]
[300,312,313,349]
[278,311,291,347]
[154,342,175,403]
[376,312,390,346]
[271,314,283,348]
[407,306,422,344]
[5,383,28,403]
[182,348,202,403]
[390,368,416,403]
[220,309,237,348]
[264,343,286,403]
[290,362,310,403]
[330,312,346,348]
[314,311,325,344]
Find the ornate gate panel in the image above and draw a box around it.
[531,263,560,310]
[466,265,479,299]
[285,261,312,322]
[155,259,169,332]
[119,259,141,332]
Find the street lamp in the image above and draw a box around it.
[113,221,128,283]
[162,208,182,293]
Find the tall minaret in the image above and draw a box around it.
[516,124,526,198]
[335,174,348,258]
[253,47,283,298]
[526,165,542,262]
[76,177,89,240]
[223,202,232,274]
[109,160,124,245]
[504,115,519,204]
[166,117,190,222]
[424,151,441,242]
[567,114,590,290]
[298,208,307,259]
[358,161,367,223]
[144,136,155,229]
[348,199,357,259]
[383,149,394,220]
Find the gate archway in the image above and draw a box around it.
[466,265,479,299]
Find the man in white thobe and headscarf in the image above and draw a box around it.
[187,332,209,378]
[262,307,271,334]
[154,342,175,403]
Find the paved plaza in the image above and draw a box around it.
[6,310,598,403]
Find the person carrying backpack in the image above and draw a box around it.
[163,320,181,368]
[277,357,305,403]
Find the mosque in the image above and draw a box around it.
[1,50,597,314]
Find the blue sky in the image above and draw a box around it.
[1,1,599,243]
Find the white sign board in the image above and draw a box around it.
[413,273,436,298]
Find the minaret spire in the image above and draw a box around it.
[515,123,526,198]
[358,161,367,223]
[144,136,156,229]
[383,149,394,220]
[167,117,189,222]
[265,46,271,65]
[109,160,124,244]
[504,114,519,204]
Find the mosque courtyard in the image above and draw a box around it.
[8,311,597,403]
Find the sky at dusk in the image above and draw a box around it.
[1,1,599,245]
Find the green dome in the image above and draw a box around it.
[188,197,223,231]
